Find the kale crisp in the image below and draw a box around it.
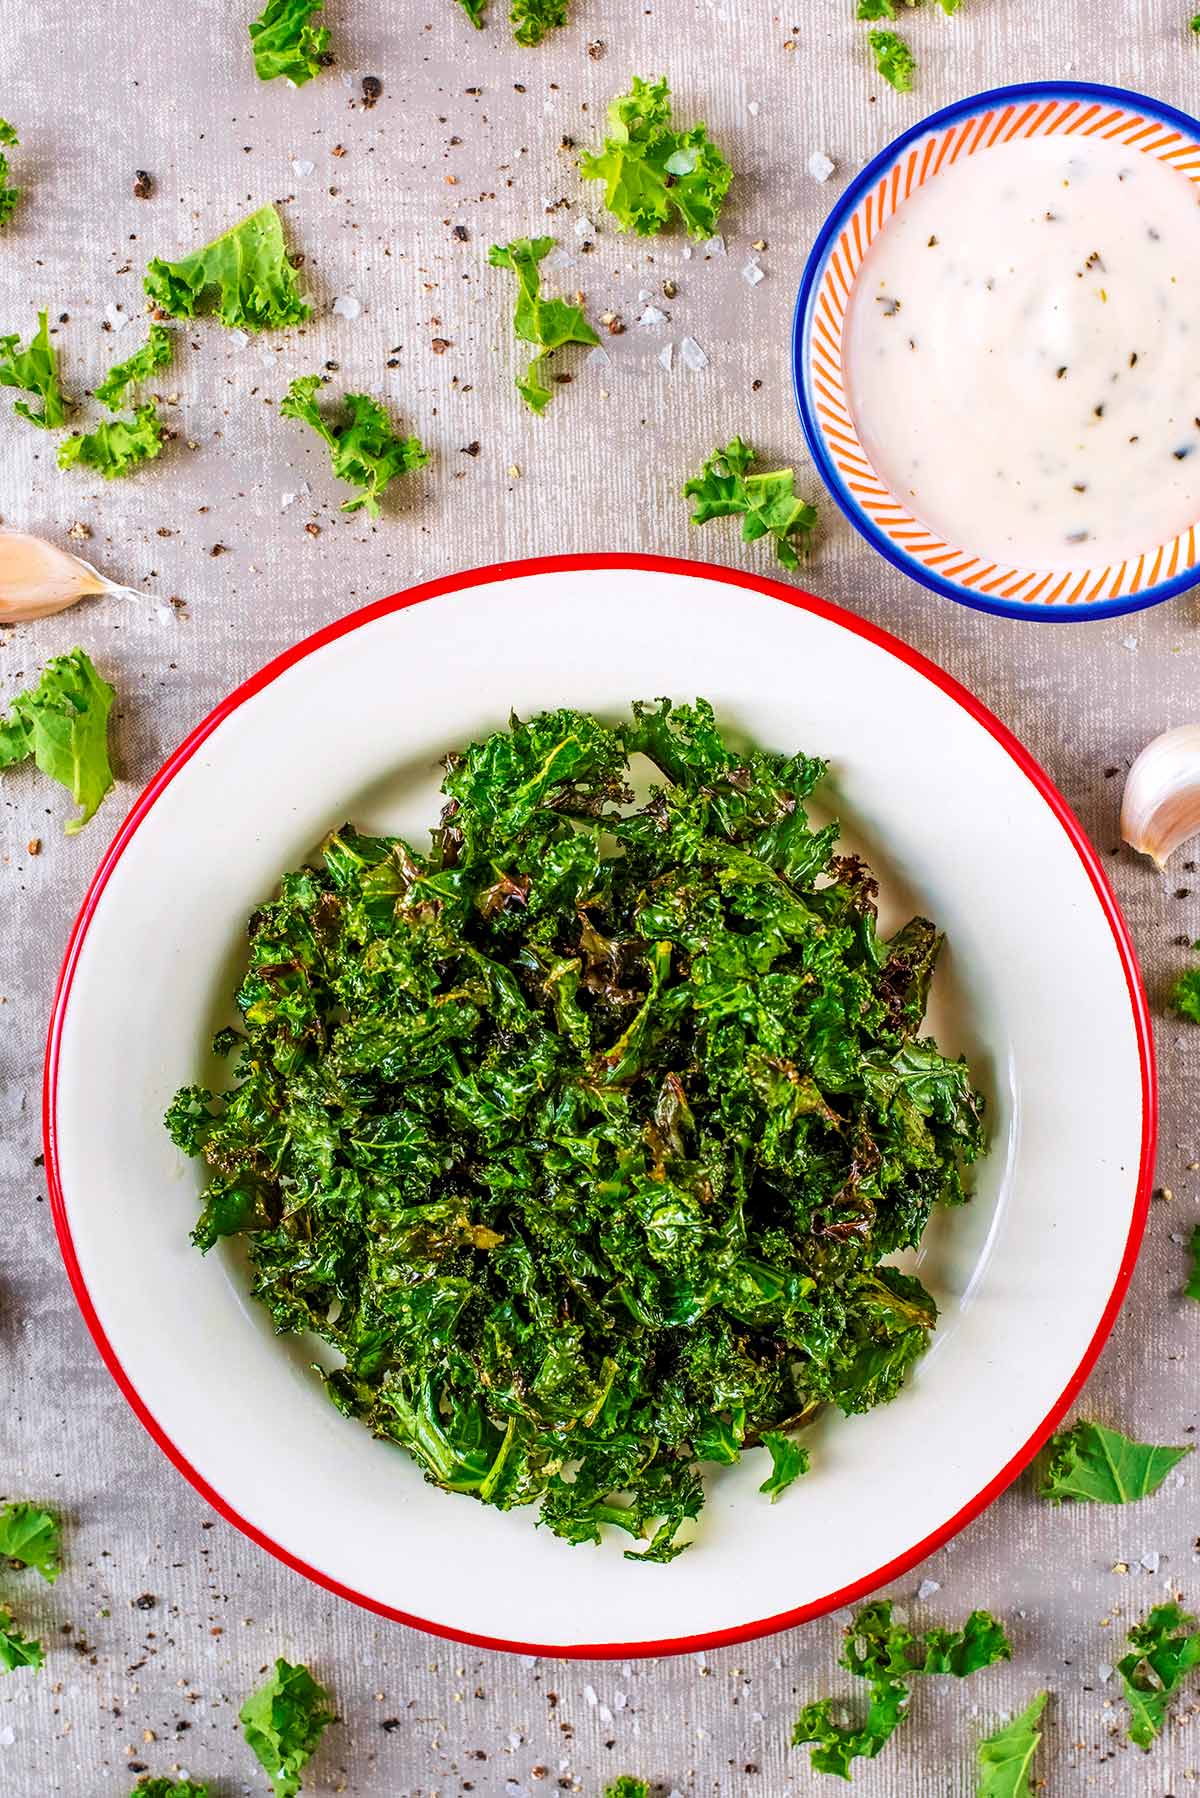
[166,700,984,1560]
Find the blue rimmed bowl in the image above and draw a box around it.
[793,81,1200,622]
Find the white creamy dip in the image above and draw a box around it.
[843,134,1200,568]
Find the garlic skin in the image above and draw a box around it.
[1120,725,1200,868]
[0,529,140,623]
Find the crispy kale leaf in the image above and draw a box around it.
[144,205,310,332]
[0,647,114,834]
[240,1658,335,1798]
[488,237,599,412]
[1171,948,1200,1022]
[249,0,330,85]
[868,29,916,90]
[131,1782,210,1797]
[511,0,569,43]
[684,438,818,572]
[759,1431,809,1501]
[1036,1419,1192,1506]
[1118,1602,1200,1749]
[793,1599,1011,1777]
[280,375,429,516]
[169,699,985,1562]
[604,1782,649,1798]
[0,311,68,427]
[0,1606,42,1673]
[1187,1223,1200,1302]
[975,1691,1047,1798]
[0,1503,61,1583]
[0,117,18,225]
[456,0,488,23]
[94,324,172,411]
[59,402,165,479]
[580,76,732,240]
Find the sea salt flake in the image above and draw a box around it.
[742,260,765,287]
[613,1691,628,1710]
[0,1725,15,1748]
[332,294,362,320]
[583,1684,598,1706]
[230,329,250,347]
[103,303,130,333]
[586,345,611,369]
[808,151,836,183]
[658,342,674,372]
[542,246,574,270]
[638,288,652,303]
[748,100,761,117]
[574,215,595,238]
[916,1578,941,1601]
[156,604,175,627]
[1097,1663,1113,1682]
[1141,1551,1161,1573]
[682,245,693,260]
[291,158,315,177]
[703,234,726,257]
[1122,635,1138,650]
[639,305,667,326]
[680,335,708,370]
[598,1704,614,1725]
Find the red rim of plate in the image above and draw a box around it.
[43,552,1156,1660]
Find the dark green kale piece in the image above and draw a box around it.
[793,1599,1011,1776]
[168,699,985,1560]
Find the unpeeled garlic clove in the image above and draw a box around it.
[0,528,141,622]
[1120,725,1200,868]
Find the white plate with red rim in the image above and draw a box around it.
[45,554,1153,1657]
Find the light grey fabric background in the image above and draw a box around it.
[3,2,1200,1792]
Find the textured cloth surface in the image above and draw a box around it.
[2,3,1199,1793]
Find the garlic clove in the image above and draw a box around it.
[0,529,141,623]
[1120,725,1200,868]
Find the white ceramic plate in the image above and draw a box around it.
[45,555,1154,1658]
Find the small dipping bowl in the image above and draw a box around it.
[793,81,1200,621]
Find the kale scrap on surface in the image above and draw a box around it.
[167,700,985,1560]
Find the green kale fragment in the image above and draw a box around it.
[58,402,165,479]
[0,1503,61,1583]
[1036,1419,1192,1506]
[488,237,599,412]
[0,118,18,225]
[131,1782,210,1797]
[758,1430,809,1501]
[249,0,331,85]
[280,375,429,515]
[1118,1602,1200,1749]
[94,324,172,411]
[581,76,732,240]
[144,205,310,332]
[0,647,114,834]
[456,0,487,22]
[0,311,69,427]
[511,0,569,44]
[683,437,818,572]
[169,699,985,1561]
[1187,1223,1200,1302]
[604,1782,650,1798]
[1171,949,1200,1022]
[868,28,917,90]
[239,1658,336,1798]
[0,1606,43,1673]
[793,1599,1011,1777]
[975,1691,1047,1797]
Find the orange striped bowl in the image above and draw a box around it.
[793,82,1200,621]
